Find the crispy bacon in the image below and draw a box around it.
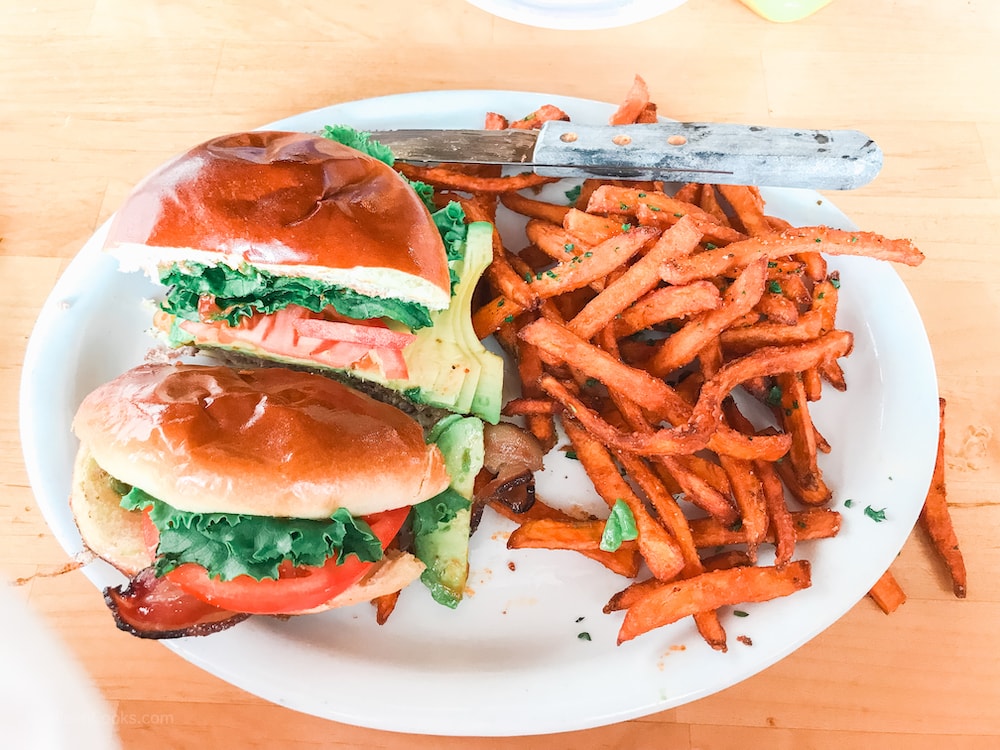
[104,567,249,639]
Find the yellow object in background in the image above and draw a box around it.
[738,0,833,22]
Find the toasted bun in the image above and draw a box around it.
[104,131,451,310]
[70,445,423,609]
[70,447,154,577]
[72,363,451,518]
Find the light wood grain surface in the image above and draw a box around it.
[3,1,999,747]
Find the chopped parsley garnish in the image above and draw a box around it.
[765,385,783,406]
[864,505,888,523]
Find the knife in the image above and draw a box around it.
[368,120,882,190]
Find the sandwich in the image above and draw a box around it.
[104,129,503,424]
[70,362,484,638]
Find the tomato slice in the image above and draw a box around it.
[158,506,409,615]
[292,318,416,350]
[169,304,413,380]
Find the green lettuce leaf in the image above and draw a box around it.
[599,499,639,552]
[121,487,384,582]
[321,124,395,166]
[159,262,434,330]
[432,201,468,262]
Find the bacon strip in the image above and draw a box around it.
[104,567,249,639]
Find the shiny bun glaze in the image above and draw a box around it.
[72,363,451,519]
[104,131,451,299]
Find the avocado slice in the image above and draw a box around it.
[411,415,485,608]
[386,221,504,423]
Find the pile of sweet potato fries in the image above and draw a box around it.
[397,75,966,650]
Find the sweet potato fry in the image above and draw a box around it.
[657,455,739,525]
[720,311,824,354]
[775,371,828,500]
[372,591,400,625]
[868,569,907,614]
[660,226,925,285]
[919,397,967,598]
[489,499,642,578]
[636,102,658,123]
[486,247,538,312]
[797,368,821,404]
[527,226,659,300]
[817,358,847,391]
[700,550,754,572]
[716,184,771,237]
[501,397,561,417]
[500,191,572,225]
[508,517,605,551]
[698,184,731,226]
[609,74,651,125]
[617,561,812,644]
[605,577,663,613]
[483,112,508,130]
[505,517,646,578]
[473,294,521,339]
[614,281,722,339]
[757,459,797,568]
[798,251,827,282]
[718,454,768,560]
[395,162,559,193]
[755,290,800,326]
[811,275,839,332]
[509,103,571,129]
[689,507,842,549]
[616,453,703,570]
[568,216,703,340]
[563,208,627,245]
[673,182,701,204]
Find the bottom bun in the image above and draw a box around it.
[70,444,422,616]
[70,446,154,577]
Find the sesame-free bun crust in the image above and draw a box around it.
[71,363,451,519]
[104,131,451,308]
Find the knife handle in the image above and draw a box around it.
[533,120,883,190]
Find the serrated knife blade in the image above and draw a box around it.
[368,120,882,190]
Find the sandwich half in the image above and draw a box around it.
[70,362,480,638]
[104,130,503,423]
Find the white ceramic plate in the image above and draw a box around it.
[463,0,688,30]
[20,90,939,736]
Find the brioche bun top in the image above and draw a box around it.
[71,363,450,518]
[104,131,451,310]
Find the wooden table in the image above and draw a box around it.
[3,1,998,747]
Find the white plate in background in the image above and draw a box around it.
[464,0,688,30]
